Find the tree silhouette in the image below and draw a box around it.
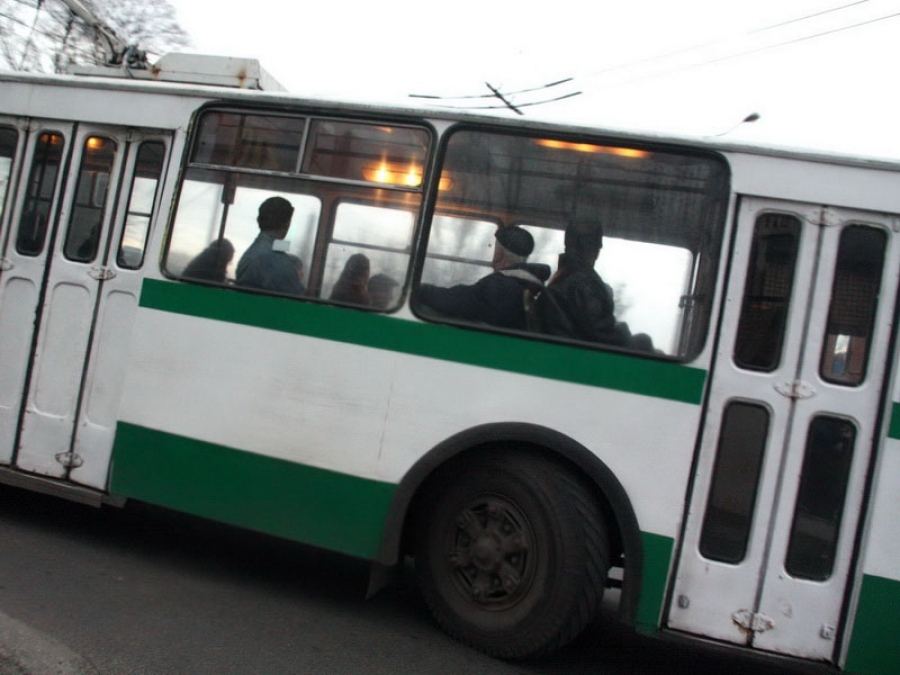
[0,0,190,73]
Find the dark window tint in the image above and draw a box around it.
[699,402,769,563]
[820,226,886,386]
[0,126,17,223]
[64,136,117,263]
[191,112,305,172]
[117,141,165,269]
[734,214,801,371]
[785,416,856,580]
[16,132,65,256]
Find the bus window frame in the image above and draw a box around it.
[411,124,730,362]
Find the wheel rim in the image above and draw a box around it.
[443,495,536,611]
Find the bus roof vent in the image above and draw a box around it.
[69,53,287,92]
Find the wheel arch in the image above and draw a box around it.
[373,422,644,626]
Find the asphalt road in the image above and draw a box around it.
[0,484,830,675]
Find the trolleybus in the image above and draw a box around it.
[0,53,898,672]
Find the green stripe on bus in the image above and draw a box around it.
[888,402,900,439]
[845,573,900,675]
[139,278,707,405]
[635,531,674,632]
[109,422,396,559]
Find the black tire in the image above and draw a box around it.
[415,451,610,659]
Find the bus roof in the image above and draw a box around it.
[3,52,899,174]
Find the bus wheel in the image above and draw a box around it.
[415,452,609,659]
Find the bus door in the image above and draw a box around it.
[0,122,74,467]
[668,198,899,662]
[0,123,168,490]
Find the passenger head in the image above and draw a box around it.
[493,226,534,270]
[368,273,399,309]
[340,253,370,284]
[257,196,294,238]
[564,221,603,266]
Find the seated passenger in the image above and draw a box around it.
[183,239,235,283]
[368,273,399,310]
[236,196,306,295]
[536,221,631,346]
[418,226,549,330]
[330,253,371,305]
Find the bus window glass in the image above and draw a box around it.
[0,126,17,222]
[733,214,802,371]
[303,120,429,185]
[421,215,503,288]
[321,203,414,307]
[416,130,728,357]
[191,111,305,173]
[785,415,856,580]
[820,225,886,386]
[699,401,769,563]
[167,110,430,305]
[117,141,165,269]
[16,131,65,256]
[64,136,117,262]
[168,173,320,286]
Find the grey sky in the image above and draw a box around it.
[167,0,900,159]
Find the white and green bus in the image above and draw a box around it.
[1,53,898,672]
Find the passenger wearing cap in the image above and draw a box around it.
[536,221,633,346]
[417,225,549,330]
[236,196,306,295]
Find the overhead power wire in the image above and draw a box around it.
[581,0,873,81]
[578,2,900,89]
[409,0,894,111]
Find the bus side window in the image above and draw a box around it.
[117,141,166,269]
[320,203,413,310]
[415,129,727,359]
[164,110,429,308]
[0,126,18,226]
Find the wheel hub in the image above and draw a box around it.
[446,497,532,608]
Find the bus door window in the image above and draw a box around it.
[733,214,802,371]
[63,136,117,263]
[15,131,65,256]
[116,141,166,269]
[0,126,18,227]
[819,225,886,385]
[785,415,857,581]
[699,401,770,563]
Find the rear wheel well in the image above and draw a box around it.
[381,425,643,649]
[405,441,623,566]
